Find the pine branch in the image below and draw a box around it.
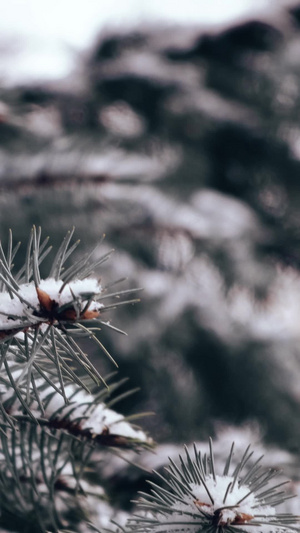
[1,364,152,452]
[0,228,140,420]
[101,440,300,533]
[0,421,94,532]
[0,368,151,532]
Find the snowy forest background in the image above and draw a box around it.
[2,0,300,529]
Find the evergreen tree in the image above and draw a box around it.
[1,1,300,530]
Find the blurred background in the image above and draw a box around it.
[1,0,300,482]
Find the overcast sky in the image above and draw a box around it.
[0,0,277,84]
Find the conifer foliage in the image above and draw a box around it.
[0,226,140,418]
[0,228,150,532]
[115,440,300,533]
[0,228,299,533]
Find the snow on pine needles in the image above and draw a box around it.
[0,277,103,334]
[0,227,140,420]
[125,439,300,533]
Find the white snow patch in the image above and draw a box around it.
[191,475,255,512]
[148,475,277,532]
[0,278,103,330]
[190,475,276,530]
[40,383,147,442]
